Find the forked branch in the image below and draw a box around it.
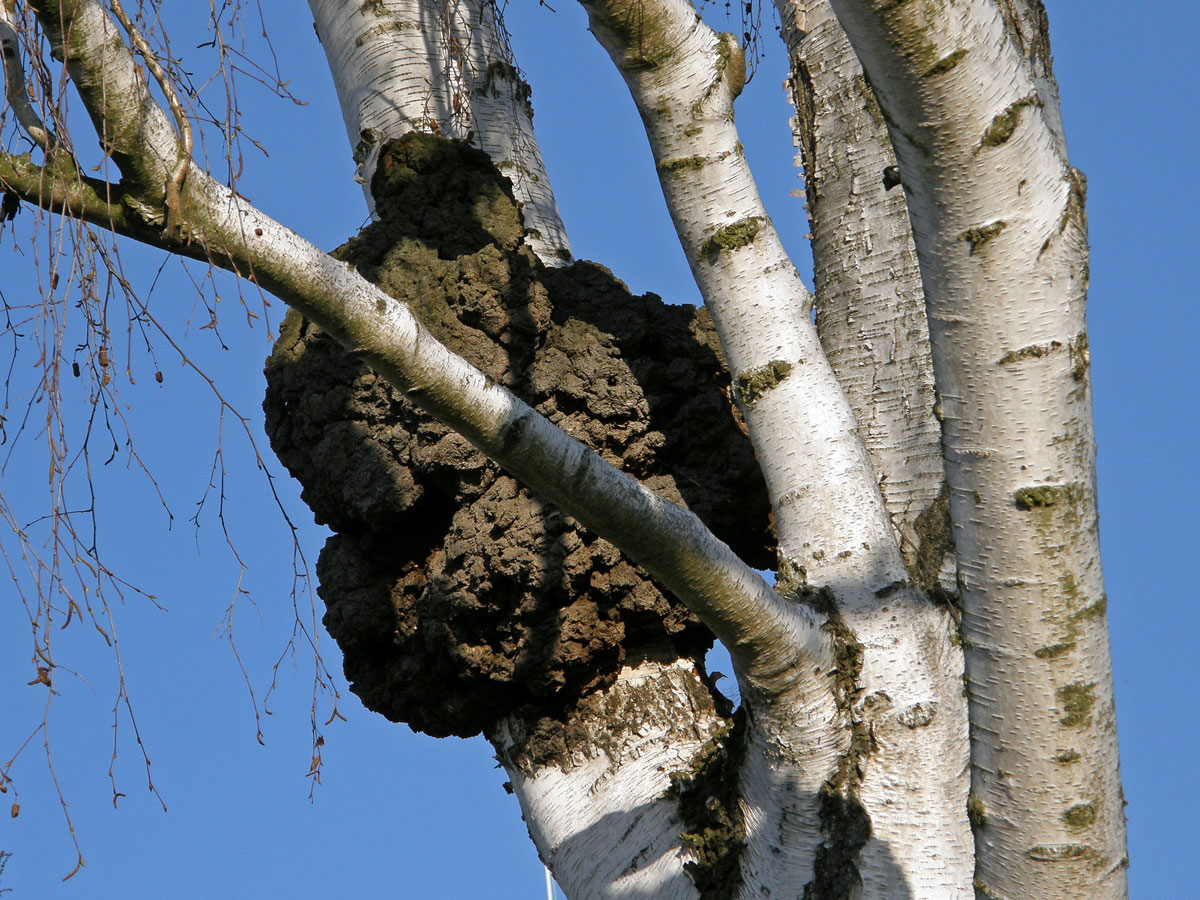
[5,0,827,680]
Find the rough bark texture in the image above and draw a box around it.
[579,4,973,894]
[777,0,950,589]
[263,134,771,740]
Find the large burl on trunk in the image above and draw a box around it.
[263,133,771,744]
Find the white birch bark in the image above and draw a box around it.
[578,2,972,895]
[580,0,892,581]
[492,657,724,900]
[308,0,572,265]
[4,1,1129,898]
[823,1,1127,896]
[776,0,949,585]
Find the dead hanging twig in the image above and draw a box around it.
[107,0,193,237]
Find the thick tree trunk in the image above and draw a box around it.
[824,1,1127,896]
[493,657,725,900]
[776,0,949,586]
[578,2,973,895]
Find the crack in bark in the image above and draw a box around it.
[799,587,874,899]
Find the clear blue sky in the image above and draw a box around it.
[2,1,1196,896]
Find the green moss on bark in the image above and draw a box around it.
[1035,641,1076,660]
[910,482,954,591]
[667,713,746,897]
[1057,682,1096,729]
[799,589,872,900]
[967,794,988,828]
[1025,844,1106,864]
[923,48,968,78]
[658,155,708,175]
[1070,331,1091,381]
[998,340,1061,365]
[979,95,1039,148]
[1014,484,1065,510]
[584,0,676,70]
[700,216,763,262]
[1063,802,1097,829]
[734,359,793,408]
[960,221,1007,255]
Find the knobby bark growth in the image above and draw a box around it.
[263,134,771,745]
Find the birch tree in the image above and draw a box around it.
[0,0,1126,898]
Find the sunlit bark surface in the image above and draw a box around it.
[777,0,949,584]
[826,0,1127,896]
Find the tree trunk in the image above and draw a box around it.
[823,1,1127,896]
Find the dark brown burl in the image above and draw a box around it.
[263,134,772,739]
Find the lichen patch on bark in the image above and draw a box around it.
[910,481,954,590]
[979,94,1040,148]
[700,216,763,262]
[1056,681,1096,729]
[734,359,794,408]
[923,47,968,79]
[998,339,1062,366]
[959,220,1008,254]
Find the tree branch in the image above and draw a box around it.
[9,0,825,684]
[106,0,192,235]
[1,1,54,149]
